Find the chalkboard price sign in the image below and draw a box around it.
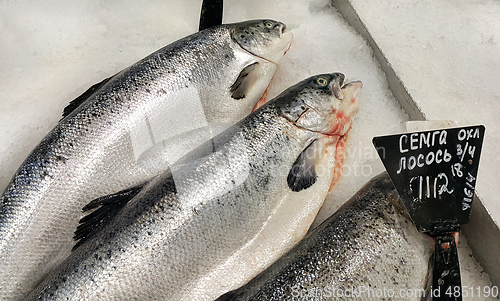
[372,125,485,235]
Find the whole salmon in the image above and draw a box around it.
[25,73,361,300]
[0,19,292,301]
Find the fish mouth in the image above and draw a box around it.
[237,29,294,65]
[280,25,293,56]
[319,80,362,137]
[341,81,363,101]
[333,79,362,102]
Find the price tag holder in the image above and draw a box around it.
[373,125,485,301]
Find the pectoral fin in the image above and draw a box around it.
[287,139,318,192]
[230,62,260,100]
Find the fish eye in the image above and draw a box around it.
[264,21,274,28]
[315,77,328,87]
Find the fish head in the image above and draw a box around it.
[279,73,362,136]
[230,19,293,63]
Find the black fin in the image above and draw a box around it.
[199,0,223,31]
[62,76,113,119]
[230,62,259,100]
[72,182,146,250]
[287,140,318,192]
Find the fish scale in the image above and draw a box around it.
[0,20,292,301]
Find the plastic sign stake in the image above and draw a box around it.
[373,125,485,301]
[433,234,462,301]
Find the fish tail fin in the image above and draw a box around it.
[72,182,146,250]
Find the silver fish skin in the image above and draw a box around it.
[24,73,361,301]
[216,172,435,301]
[0,20,292,301]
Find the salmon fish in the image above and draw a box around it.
[0,19,292,301]
[24,73,361,301]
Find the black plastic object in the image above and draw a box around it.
[432,234,462,300]
[199,0,223,31]
[372,125,485,235]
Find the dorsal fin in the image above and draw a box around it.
[62,76,113,119]
[72,182,146,250]
[230,62,260,100]
[287,139,318,192]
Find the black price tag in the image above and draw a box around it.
[372,125,485,235]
